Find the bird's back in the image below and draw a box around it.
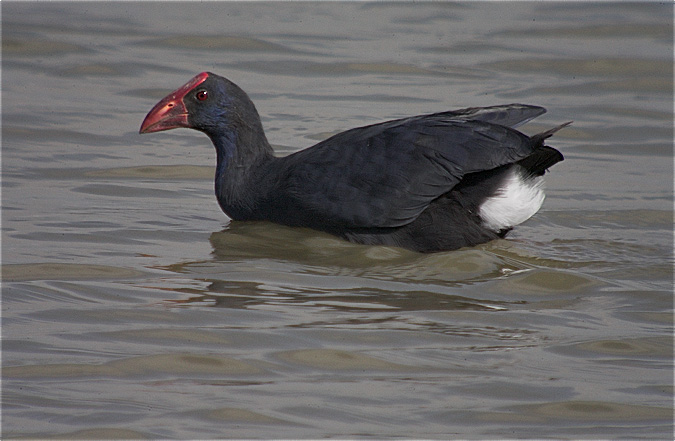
[265,112,551,230]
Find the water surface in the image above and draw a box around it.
[2,2,673,439]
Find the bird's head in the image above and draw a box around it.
[139,72,254,136]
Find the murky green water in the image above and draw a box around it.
[2,2,673,439]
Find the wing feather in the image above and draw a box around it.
[271,105,546,228]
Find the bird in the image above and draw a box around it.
[140,72,570,253]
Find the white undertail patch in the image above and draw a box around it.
[479,168,546,232]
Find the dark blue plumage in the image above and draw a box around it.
[140,72,568,252]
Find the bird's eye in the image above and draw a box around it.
[196,90,208,101]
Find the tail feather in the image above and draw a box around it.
[518,146,564,177]
[519,122,571,177]
[530,121,573,147]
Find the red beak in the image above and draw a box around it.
[139,72,209,134]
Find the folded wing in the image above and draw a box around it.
[274,104,548,228]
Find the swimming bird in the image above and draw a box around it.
[140,72,569,252]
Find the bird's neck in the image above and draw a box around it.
[210,122,274,219]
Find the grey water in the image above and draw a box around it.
[2,2,673,439]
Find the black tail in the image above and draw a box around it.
[518,121,572,177]
[530,121,572,147]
